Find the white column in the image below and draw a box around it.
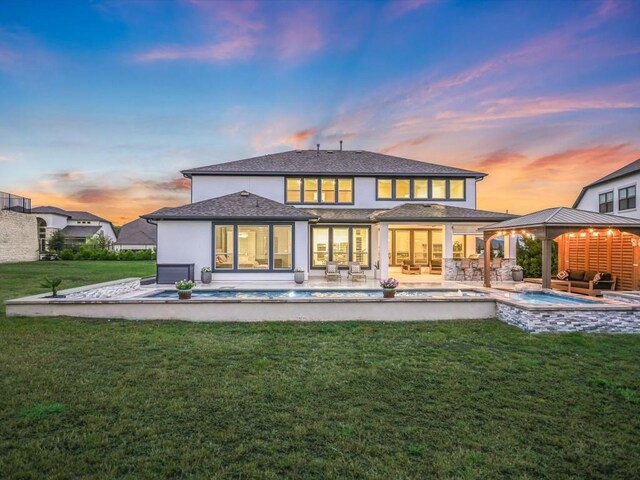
[443,223,453,259]
[379,223,389,279]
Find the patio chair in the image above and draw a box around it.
[401,260,421,275]
[456,258,472,280]
[325,261,342,281]
[491,258,503,281]
[348,262,367,282]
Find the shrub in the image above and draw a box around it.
[59,249,75,260]
[47,231,66,253]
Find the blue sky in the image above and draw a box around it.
[1,0,639,223]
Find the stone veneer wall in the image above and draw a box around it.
[0,210,39,263]
[602,292,640,305]
[496,302,640,333]
[444,258,516,281]
[65,279,141,299]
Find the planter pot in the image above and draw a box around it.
[201,271,212,284]
[512,270,524,282]
[294,272,305,284]
[373,269,380,280]
[383,288,396,299]
[178,289,192,300]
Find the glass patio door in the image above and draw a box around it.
[394,230,411,265]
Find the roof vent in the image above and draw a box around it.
[327,151,333,154]
[240,191,250,197]
[295,150,303,153]
[355,150,363,154]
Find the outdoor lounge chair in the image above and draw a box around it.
[348,262,367,282]
[325,261,342,281]
[401,260,421,275]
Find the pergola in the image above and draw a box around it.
[481,207,640,289]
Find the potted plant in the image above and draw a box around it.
[380,277,399,298]
[294,267,305,284]
[373,261,380,279]
[511,265,524,282]
[41,277,65,298]
[175,279,195,300]
[201,266,212,284]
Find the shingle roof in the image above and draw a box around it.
[60,225,101,238]
[376,203,514,222]
[483,207,640,231]
[303,208,383,223]
[31,206,110,223]
[142,191,318,220]
[115,218,157,245]
[182,150,486,178]
[573,158,640,207]
[31,206,71,217]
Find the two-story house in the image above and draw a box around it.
[143,149,516,283]
[30,206,117,252]
[573,158,640,218]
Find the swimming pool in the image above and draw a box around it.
[149,289,487,299]
[498,291,599,305]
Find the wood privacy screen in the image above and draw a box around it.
[558,232,639,291]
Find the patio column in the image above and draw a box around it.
[541,233,552,289]
[483,232,492,288]
[379,223,389,280]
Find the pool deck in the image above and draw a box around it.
[5,277,640,332]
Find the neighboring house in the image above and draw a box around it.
[30,206,117,251]
[143,149,517,282]
[573,158,640,218]
[114,218,157,251]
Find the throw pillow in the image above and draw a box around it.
[351,264,361,273]
[593,273,602,283]
[557,270,569,280]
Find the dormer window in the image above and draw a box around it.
[286,177,353,205]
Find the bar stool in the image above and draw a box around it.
[491,258,503,281]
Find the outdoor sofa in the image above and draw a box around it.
[552,269,617,297]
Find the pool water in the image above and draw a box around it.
[500,291,599,305]
[150,289,487,299]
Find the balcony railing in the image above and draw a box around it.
[0,191,31,213]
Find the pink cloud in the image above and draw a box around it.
[134,36,256,63]
[386,0,436,18]
[381,134,433,154]
[275,8,325,61]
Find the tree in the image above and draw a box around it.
[47,231,66,253]
[87,232,114,250]
[516,237,558,278]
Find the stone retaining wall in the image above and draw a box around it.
[0,210,39,263]
[603,292,640,304]
[66,279,141,299]
[496,302,640,333]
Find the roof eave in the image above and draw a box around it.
[142,215,317,221]
[182,170,486,179]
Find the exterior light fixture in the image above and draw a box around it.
[579,232,587,237]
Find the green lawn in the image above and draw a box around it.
[1,262,639,479]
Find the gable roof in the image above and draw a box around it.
[31,206,71,217]
[181,150,486,179]
[573,158,640,207]
[115,218,157,245]
[376,203,514,222]
[31,206,111,223]
[142,191,318,221]
[60,225,102,238]
[482,207,640,231]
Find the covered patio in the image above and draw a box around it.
[481,207,640,290]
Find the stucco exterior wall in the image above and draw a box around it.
[575,173,640,219]
[192,175,478,209]
[157,221,212,274]
[0,210,39,263]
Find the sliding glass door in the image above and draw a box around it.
[389,228,442,266]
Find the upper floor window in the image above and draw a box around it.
[599,191,613,213]
[286,177,353,204]
[376,178,466,201]
[619,186,636,211]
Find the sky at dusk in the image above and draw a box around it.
[1,0,639,224]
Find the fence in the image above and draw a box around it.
[0,191,31,213]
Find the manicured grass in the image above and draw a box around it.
[1,262,639,478]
